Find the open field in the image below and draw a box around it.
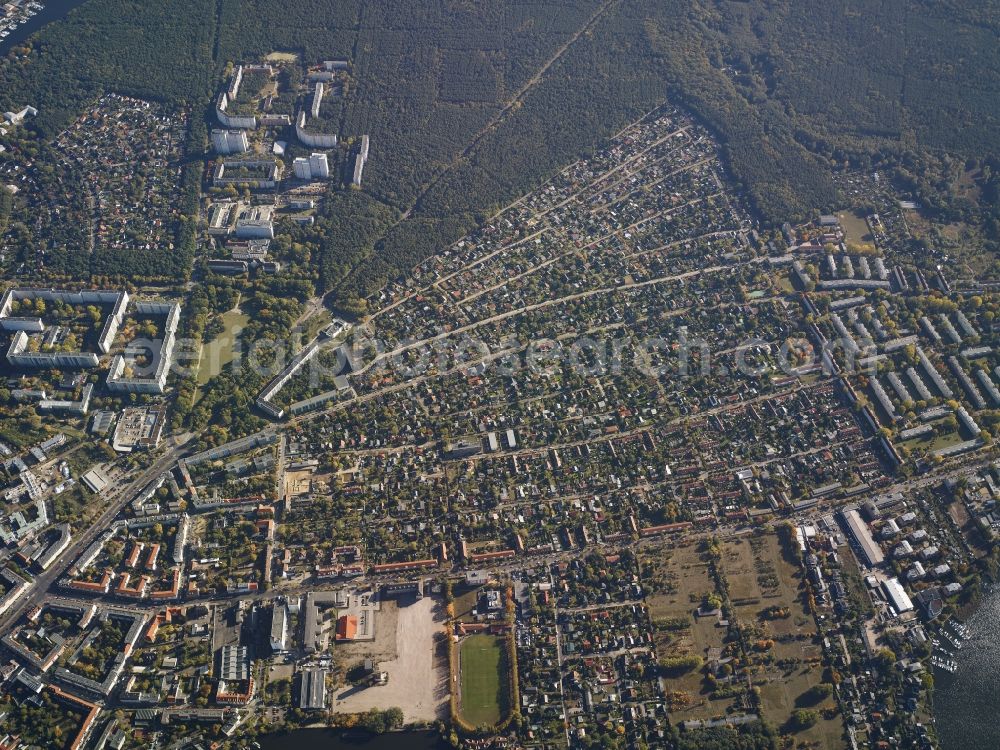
[457,634,504,728]
[899,422,965,456]
[332,596,447,723]
[642,543,735,721]
[836,210,873,245]
[452,583,485,623]
[721,535,817,653]
[758,670,845,749]
[197,307,249,385]
[333,598,396,665]
[720,534,844,748]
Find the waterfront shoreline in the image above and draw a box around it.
[0,0,87,53]
[933,582,1000,749]
[258,727,447,750]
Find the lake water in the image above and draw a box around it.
[0,0,88,54]
[933,585,1000,749]
[259,728,447,750]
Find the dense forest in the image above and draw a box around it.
[0,0,217,129]
[0,186,11,234]
[1,0,998,302]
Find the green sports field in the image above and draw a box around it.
[458,634,504,728]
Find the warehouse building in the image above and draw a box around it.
[840,508,885,567]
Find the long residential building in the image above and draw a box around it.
[948,356,986,409]
[7,331,99,369]
[0,288,128,355]
[905,366,933,402]
[976,369,1000,407]
[107,302,181,394]
[295,109,338,149]
[0,568,30,618]
[917,347,953,398]
[352,134,370,186]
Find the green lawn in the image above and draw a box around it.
[458,634,503,728]
[836,210,874,246]
[196,307,249,385]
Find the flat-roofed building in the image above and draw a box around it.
[303,590,340,653]
[269,603,288,653]
[211,129,249,155]
[840,508,885,567]
[882,577,913,614]
[218,645,250,681]
[82,467,111,494]
[308,152,329,179]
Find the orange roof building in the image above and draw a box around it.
[125,542,143,569]
[335,615,358,641]
[47,686,99,750]
[66,570,113,595]
[369,558,436,574]
[145,543,161,572]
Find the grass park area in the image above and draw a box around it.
[458,634,504,728]
[836,210,873,246]
[642,542,736,721]
[196,307,249,386]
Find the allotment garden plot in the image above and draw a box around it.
[720,534,844,748]
[642,541,738,722]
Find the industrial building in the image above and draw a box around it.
[218,645,251,681]
[234,205,275,239]
[269,603,288,653]
[303,590,343,653]
[298,668,326,710]
[881,577,914,614]
[840,508,885,567]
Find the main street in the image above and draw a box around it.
[0,432,194,635]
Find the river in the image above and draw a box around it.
[933,584,1000,749]
[259,728,448,750]
[0,0,88,54]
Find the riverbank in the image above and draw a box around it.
[0,0,87,53]
[933,583,1000,749]
[258,727,448,750]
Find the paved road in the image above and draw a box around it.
[0,433,194,635]
[1,415,989,642]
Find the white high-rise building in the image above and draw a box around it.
[308,152,329,179]
[211,129,249,155]
[352,135,370,186]
[293,157,312,180]
[311,82,324,119]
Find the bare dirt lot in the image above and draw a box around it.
[331,596,448,723]
[283,468,315,500]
